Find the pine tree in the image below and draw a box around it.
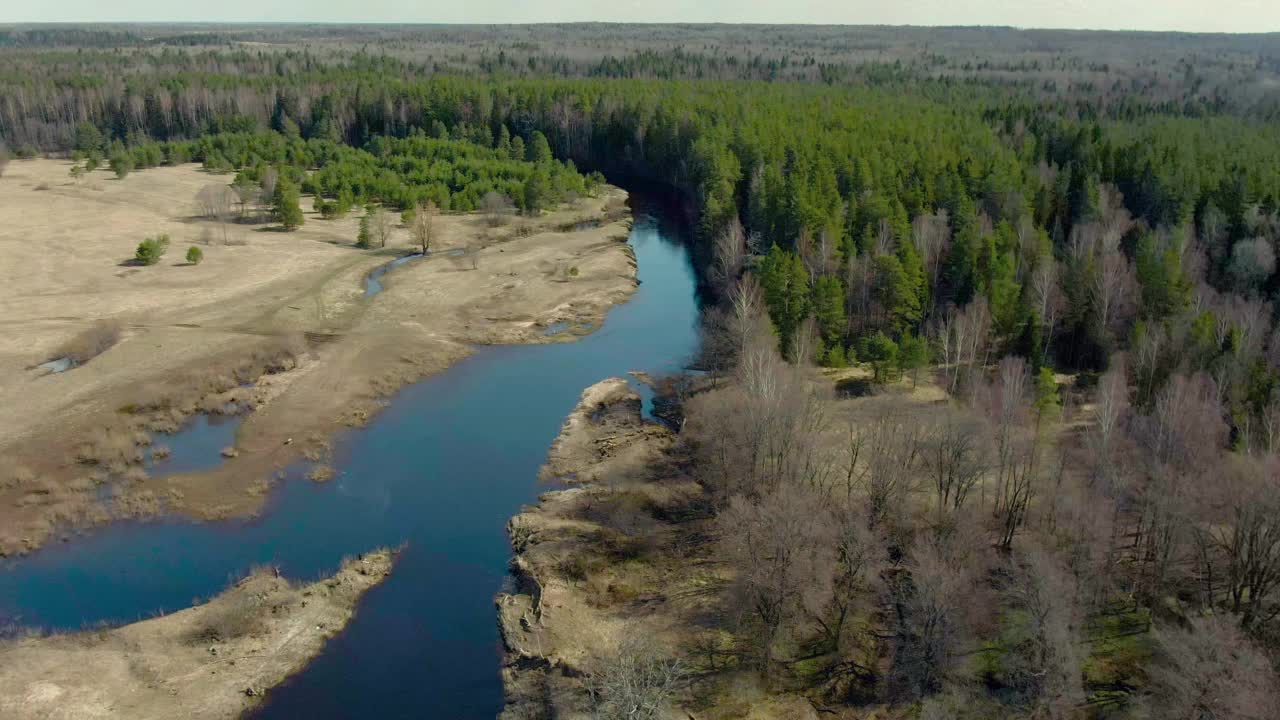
[760,245,810,355]
[356,208,373,248]
[273,178,304,230]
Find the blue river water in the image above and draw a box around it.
[0,194,700,718]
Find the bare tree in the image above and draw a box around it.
[258,167,279,220]
[368,205,394,249]
[1145,617,1279,720]
[934,298,992,395]
[844,398,924,526]
[923,406,989,525]
[195,184,235,244]
[986,356,1029,511]
[717,482,835,676]
[888,543,973,700]
[410,200,438,255]
[1206,457,1280,630]
[232,177,261,220]
[912,210,951,292]
[1092,251,1137,340]
[587,634,686,720]
[686,341,831,502]
[815,502,881,657]
[1088,358,1130,493]
[195,184,234,220]
[708,216,746,294]
[999,544,1085,717]
[1030,258,1064,357]
[481,190,513,227]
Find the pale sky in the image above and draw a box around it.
[3,1,1279,34]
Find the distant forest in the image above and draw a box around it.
[2,23,1280,719]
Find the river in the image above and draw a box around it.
[0,192,701,718]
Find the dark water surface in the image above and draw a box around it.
[0,195,699,718]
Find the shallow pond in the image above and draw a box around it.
[0,193,701,719]
[145,413,245,475]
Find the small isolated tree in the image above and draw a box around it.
[109,151,133,179]
[186,246,203,265]
[134,234,170,265]
[195,184,236,243]
[195,184,234,220]
[409,200,438,255]
[231,175,260,219]
[861,332,899,383]
[356,211,372,249]
[272,178,303,230]
[480,191,513,227]
[369,205,394,248]
[899,334,930,387]
[258,167,279,219]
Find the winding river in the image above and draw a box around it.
[0,193,701,718]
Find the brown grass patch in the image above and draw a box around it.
[54,319,122,365]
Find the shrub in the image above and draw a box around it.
[55,319,122,365]
[134,234,170,265]
[109,152,133,179]
[186,246,203,265]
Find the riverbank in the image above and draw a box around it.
[498,378,710,718]
[499,376,857,720]
[0,159,637,556]
[0,548,395,719]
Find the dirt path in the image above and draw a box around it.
[0,549,395,720]
[0,159,638,553]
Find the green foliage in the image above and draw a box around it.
[185,245,203,265]
[812,275,846,348]
[1034,366,1060,422]
[356,210,372,248]
[520,168,555,214]
[859,331,899,383]
[134,234,170,265]
[898,334,930,386]
[273,178,303,230]
[109,151,132,179]
[820,342,849,368]
[759,245,810,355]
[874,254,922,335]
[1135,232,1191,319]
[528,131,553,164]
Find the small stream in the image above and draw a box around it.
[0,193,701,719]
[363,252,423,297]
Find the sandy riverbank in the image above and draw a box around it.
[0,548,396,719]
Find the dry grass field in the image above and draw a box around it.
[0,159,638,555]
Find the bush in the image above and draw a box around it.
[109,152,133,179]
[134,234,170,265]
[186,246,203,265]
[55,319,122,365]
